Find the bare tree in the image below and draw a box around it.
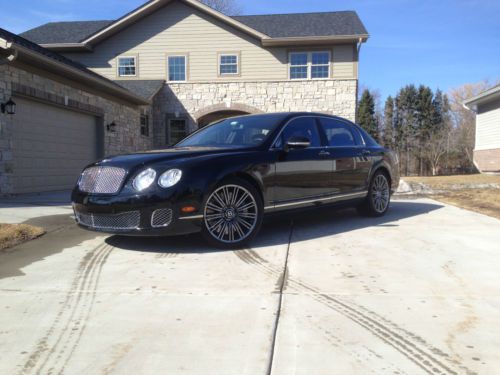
[424,126,449,175]
[201,0,242,15]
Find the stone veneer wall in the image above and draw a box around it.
[153,79,357,148]
[0,64,152,195]
[474,148,500,173]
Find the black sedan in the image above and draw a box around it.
[72,113,400,248]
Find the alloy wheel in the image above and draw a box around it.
[204,184,258,244]
[371,174,390,213]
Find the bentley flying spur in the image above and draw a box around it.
[72,113,400,248]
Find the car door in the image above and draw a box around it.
[272,116,333,203]
[318,117,370,193]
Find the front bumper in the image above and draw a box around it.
[72,189,204,237]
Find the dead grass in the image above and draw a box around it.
[405,174,500,189]
[403,174,500,219]
[0,224,45,251]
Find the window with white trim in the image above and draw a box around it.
[118,56,136,77]
[289,51,330,80]
[168,55,187,81]
[219,54,239,75]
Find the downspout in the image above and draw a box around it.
[355,37,363,123]
[0,38,18,65]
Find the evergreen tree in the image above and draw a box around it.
[394,85,419,175]
[357,89,379,141]
[416,85,435,174]
[383,96,395,148]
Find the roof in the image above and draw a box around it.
[464,84,500,109]
[20,0,368,48]
[113,80,165,100]
[232,11,368,39]
[20,21,114,44]
[0,27,149,104]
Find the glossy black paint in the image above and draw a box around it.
[72,112,400,236]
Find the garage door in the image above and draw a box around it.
[12,97,99,194]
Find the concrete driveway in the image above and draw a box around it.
[0,196,499,374]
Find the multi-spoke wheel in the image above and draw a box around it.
[202,178,263,248]
[357,170,391,217]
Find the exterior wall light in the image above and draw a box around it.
[107,121,117,132]
[1,99,16,115]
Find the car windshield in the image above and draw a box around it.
[176,114,283,148]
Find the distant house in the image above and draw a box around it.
[464,84,500,173]
[1,0,368,195]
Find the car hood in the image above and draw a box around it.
[91,146,252,169]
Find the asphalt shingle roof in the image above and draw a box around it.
[232,11,368,38]
[20,11,367,45]
[20,20,114,44]
[113,80,165,100]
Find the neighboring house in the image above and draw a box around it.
[464,84,500,173]
[1,0,368,194]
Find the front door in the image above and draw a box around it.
[272,117,332,203]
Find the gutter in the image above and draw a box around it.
[4,41,149,105]
[40,43,92,52]
[261,34,369,47]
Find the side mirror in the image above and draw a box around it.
[285,136,311,151]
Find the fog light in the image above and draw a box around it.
[181,206,196,213]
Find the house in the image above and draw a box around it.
[1,0,368,195]
[464,84,500,173]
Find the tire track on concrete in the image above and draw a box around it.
[234,246,474,375]
[19,242,111,375]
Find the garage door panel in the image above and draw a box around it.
[12,97,98,193]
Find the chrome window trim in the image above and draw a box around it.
[264,190,368,211]
[270,115,363,151]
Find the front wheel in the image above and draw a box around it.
[201,178,263,249]
[357,171,391,217]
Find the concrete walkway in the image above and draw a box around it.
[0,198,499,374]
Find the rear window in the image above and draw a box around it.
[356,126,380,147]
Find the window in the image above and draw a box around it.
[276,117,321,148]
[117,56,136,77]
[140,113,149,137]
[168,56,187,81]
[290,52,308,80]
[311,52,330,79]
[319,118,356,147]
[289,51,330,80]
[219,54,239,75]
[167,118,187,145]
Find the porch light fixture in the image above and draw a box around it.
[1,98,16,115]
[107,121,117,132]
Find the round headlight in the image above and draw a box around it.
[158,169,182,188]
[133,168,156,191]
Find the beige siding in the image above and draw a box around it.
[476,100,500,150]
[64,1,357,82]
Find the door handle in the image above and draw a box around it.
[362,149,371,156]
[318,150,331,157]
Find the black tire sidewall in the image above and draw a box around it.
[358,171,390,217]
[201,177,264,249]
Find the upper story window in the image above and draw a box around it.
[219,54,239,75]
[289,51,331,80]
[168,55,187,82]
[117,56,136,77]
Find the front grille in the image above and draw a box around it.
[75,211,140,231]
[151,208,173,228]
[79,166,126,194]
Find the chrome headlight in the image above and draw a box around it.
[158,169,182,188]
[132,168,156,191]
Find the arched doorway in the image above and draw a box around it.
[197,110,249,127]
[194,103,263,128]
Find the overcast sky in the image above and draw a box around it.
[1,0,499,101]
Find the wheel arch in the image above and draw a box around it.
[222,171,265,204]
[371,164,392,186]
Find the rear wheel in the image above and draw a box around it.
[357,171,391,217]
[201,178,263,248]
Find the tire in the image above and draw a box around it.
[201,177,263,249]
[357,170,391,217]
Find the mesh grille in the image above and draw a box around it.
[79,166,126,194]
[75,211,140,231]
[151,208,173,228]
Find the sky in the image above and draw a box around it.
[1,0,499,103]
